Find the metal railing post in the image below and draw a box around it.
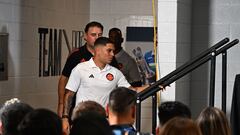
[210,51,216,107]
[152,93,157,135]
[136,98,141,132]
[222,51,227,113]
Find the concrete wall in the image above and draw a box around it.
[0,0,89,112]
[157,0,240,119]
[175,0,192,105]
[190,0,240,118]
[157,0,177,102]
[157,0,192,106]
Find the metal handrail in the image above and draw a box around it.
[138,38,230,101]
[136,38,239,134]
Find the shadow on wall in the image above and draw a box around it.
[189,0,211,118]
[175,1,192,108]
[174,0,211,118]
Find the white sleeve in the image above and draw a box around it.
[65,66,81,92]
[117,69,131,88]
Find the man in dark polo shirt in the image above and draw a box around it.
[57,21,118,117]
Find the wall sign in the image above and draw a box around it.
[38,28,84,77]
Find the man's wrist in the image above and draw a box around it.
[62,114,69,119]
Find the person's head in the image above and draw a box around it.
[71,100,106,121]
[107,87,137,125]
[84,21,103,48]
[70,111,113,135]
[0,98,33,135]
[108,28,123,53]
[18,108,62,135]
[196,107,231,135]
[93,37,115,65]
[158,101,191,126]
[159,117,202,135]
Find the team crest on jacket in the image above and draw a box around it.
[106,73,114,81]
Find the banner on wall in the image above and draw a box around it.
[126,27,157,85]
[132,47,156,84]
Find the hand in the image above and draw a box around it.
[62,118,70,135]
[159,85,165,89]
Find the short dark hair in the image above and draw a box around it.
[70,111,113,135]
[108,87,137,115]
[108,27,124,45]
[108,27,122,36]
[94,37,114,47]
[0,102,33,135]
[158,101,191,126]
[84,21,103,33]
[71,101,106,121]
[18,108,62,135]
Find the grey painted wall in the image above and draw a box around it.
[157,0,240,119]
[190,0,240,118]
